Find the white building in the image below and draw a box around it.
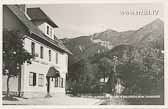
[3,5,71,97]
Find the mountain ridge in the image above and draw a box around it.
[62,19,164,65]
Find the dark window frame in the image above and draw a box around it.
[49,27,52,37]
[56,52,58,64]
[40,46,44,59]
[31,42,35,56]
[54,77,58,87]
[49,50,51,61]
[46,25,49,35]
[61,78,64,88]
[29,72,36,86]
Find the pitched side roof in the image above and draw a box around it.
[27,8,58,28]
[6,5,71,54]
[47,66,60,78]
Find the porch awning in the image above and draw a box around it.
[46,66,60,78]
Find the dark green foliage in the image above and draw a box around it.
[98,57,113,80]
[3,29,33,73]
[67,43,164,97]
[3,29,34,97]
[62,36,109,66]
[65,19,164,97]
[116,46,164,96]
[67,59,97,94]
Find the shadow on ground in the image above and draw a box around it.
[3,96,19,101]
[100,98,164,105]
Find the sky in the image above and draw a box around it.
[27,3,163,39]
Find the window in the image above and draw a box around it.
[49,50,51,61]
[61,78,64,88]
[56,52,58,64]
[54,77,64,88]
[40,46,44,59]
[55,77,64,88]
[38,74,44,87]
[29,73,33,86]
[46,25,53,37]
[66,55,68,67]
[31,42,35,56]
[46,25,49,35]
[50,27,52,37]
[29,72,36,86]
[58,77,60,87]
[54,77,58,87]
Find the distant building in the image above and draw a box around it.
[99,77,109,83]
[3,5,71,97]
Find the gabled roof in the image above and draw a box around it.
[6,5,71,54]
[27,8,58,28]
[47,66,60,78]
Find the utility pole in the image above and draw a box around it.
[113,56,118,73]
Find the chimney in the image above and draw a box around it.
[17,5,26,13]
[17,5,31,20]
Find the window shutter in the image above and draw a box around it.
[55,78,58,87]
[33,73,36,86]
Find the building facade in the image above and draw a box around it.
[3,5,71,97]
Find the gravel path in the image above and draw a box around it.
[3,95,101,105]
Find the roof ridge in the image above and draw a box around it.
[6,5,71,54]
[27,7,58,28]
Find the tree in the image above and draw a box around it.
[98,57,114,93]
[3,29,33,97]
[68,58,100,95]
[116,47,164,96]
[98,57,113,82]
[76,59,96,94]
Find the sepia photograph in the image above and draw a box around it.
[2,3,164,105]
